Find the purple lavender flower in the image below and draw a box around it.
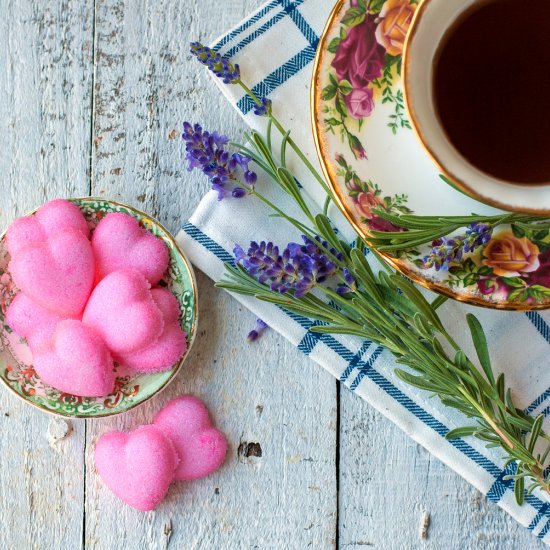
[422,222,492,271]
[253,97,272,117]
[234,236,340,297]
[463,222,492,252]
[337,267,356,295]
[190,42,240,84]
[182,122,257,200]
[247,319,269,342]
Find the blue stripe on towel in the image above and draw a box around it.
[223,0,308,58]
[212,1,281,51]
[181,223,550,534]
[237,45,317,114]
[281,0,319,48]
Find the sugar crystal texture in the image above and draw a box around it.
[117,287,187,372]
[82,269,164,355]
[92,213,169,285]
[94,425,179,511]
[153,396,227,481]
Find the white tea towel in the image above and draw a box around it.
[178,0,550,541]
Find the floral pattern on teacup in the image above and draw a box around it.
[317,0,550,306]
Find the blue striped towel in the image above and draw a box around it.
[177,0,550,542]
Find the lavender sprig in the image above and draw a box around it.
[191,40,550,505]
[182,122,257,200]
[234,236,343,298]
[190,42,240,83]
[247,319,269,342]
[189,42,333,197]
[253,97,272,117]
[422,223,492,271]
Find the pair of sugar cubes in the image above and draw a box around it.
[95,396,228,511]
[5,199,187,396]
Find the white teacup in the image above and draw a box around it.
[403,0,550,214]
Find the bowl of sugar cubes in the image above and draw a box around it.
[0,198,197,417]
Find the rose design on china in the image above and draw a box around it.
[481,233,540,277]
[322,0,416,159]
[440,229,550,303]
[319,0,550,305]
[375,0,417,56]
[331,16,385,119]
[337,154,410,232]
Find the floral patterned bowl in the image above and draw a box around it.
[0,198,198,417]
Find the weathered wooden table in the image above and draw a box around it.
[0,1,543,548]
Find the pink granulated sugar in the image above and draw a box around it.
[92,213,169,285]
[6,293,63,349]
[95,425,179,511]
[117,287,186,373]
[32,319,115,397]
[9,228,95,318]
[153,396,227,481]
[5,199,89,256]
[82,269,164,355]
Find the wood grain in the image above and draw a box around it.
[86,1,337,548]
[0,0,92,548]
[0,0,545,548]
[338,388,544,549]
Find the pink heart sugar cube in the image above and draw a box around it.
[92,213,169,285]
[153,396,227,481]
[32,319,115,397]
[9,228,94,318]
[6,293,63,349]
[95,425,179,511]
[82,269,164,355]
[6,199,90,256]
[117,287,187,373]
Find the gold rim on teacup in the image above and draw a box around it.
[403,0,550,215]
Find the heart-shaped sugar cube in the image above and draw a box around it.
[6,199,90,256]
[9,228,95,318]
[95,425,179,511]
[117,287,187,373]
[82,269,164,355]
[6,293,63,349]
[153,396,227,481]
[92,213,169,285]
[32,319,115,397]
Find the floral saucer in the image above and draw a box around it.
[0,198,198,417]
[312,0,550,310]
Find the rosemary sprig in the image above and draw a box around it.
[190,42,550,504]
[218,122,550,504]
[367,210,549,253]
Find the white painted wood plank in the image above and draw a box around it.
[86,281,338,548]
[0,0,92,548]
[338,387,545,549]
[85,1,337,548]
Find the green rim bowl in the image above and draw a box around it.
[0,197,198,418]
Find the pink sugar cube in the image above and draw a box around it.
[153,396,227,481]
[6,293,62,349]
[95,425,179,511]
[33,319,115,397]
[6,199,89,256]
[82,269,164,355]
[117,287,186,373]
[92,213,169,285]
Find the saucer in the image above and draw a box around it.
[311,0,550,310]
[0,198,198,417]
